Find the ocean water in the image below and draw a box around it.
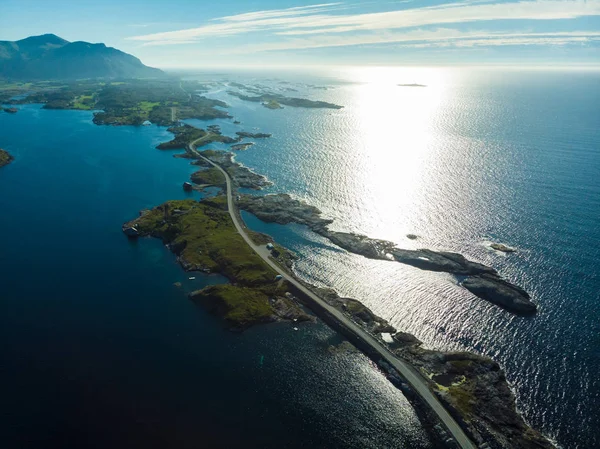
[0,105,433,448]
[1,66,599,449]
[188,67,599,449]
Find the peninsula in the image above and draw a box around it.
[237,193,537,315]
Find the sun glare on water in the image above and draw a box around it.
[340,66,451,243]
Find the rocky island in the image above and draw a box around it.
[230,142,254,151]
[2,107,18,113]
[237,193,537,315]
[122,198,310,330]
[228,91,343,109]
[198,150,271,190]
[236,131,272,139]
[0,148,14,167]
[490,243,516,253]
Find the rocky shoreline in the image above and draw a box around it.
[307,288,554,449]
[198,150,271,190]
[237,193,537,315]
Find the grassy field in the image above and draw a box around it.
[128,198,288,327]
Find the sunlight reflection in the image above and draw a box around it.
[343,67,450,243]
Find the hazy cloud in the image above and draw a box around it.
[127,0,600,51]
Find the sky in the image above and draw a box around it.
[1,0,599,68]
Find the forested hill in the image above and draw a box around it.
[0,34,164,80]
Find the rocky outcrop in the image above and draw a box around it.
[200,150,271,190]
[315,288,396,335]
[302,284,553,448]
[238,193,333,229]
[394,338,555,449]
[490,243,516,253]
[236,131,271,139]
[236,193,537,315]
[230,142,254,151]
[462,274,536,315]
[122,225,140,237]
[0,149,14,167]
[2,107,18,113]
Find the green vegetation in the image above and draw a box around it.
[190,167,225,186]
[126,198,290,328]
[447,383,475,416]
[194,285,274,326]
[156,124,236,150]
[0,149,14,167]
[129,199,278,285]
[263,99,282,109]
[2,78,230,126]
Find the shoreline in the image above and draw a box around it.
[121,133,554,449]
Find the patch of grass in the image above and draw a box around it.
[191,167,225,186]
[131,199,277,285]
[129,198,287,328]
[138,101,160,112]
[193,284,275,327]
[72,94,95,110]
[447,384,475,416]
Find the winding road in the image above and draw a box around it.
[189,139,478,449]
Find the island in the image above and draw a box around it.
[263,99,283,109]
[490,243,516,253]
[227,91,343,109]
[237,193,536,315]
[230,142,254,151]
[2,107,18,113]
[236,131,272,139]
[157,124,237,150]
[0,148,14,167]
[2,78,230,126]
[122,198,311,331]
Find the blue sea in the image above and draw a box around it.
[1,67,599,449]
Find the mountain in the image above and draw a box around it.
[0,34,164,80]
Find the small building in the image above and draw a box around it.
[266,243,274,250]
[142,120,152,126]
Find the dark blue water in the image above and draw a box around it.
[0,105,433,448]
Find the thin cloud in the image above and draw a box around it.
[127,0,600,52]
[223,29,600,53]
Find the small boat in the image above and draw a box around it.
[189,276,196,280]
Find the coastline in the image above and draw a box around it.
[120,131,555,449]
